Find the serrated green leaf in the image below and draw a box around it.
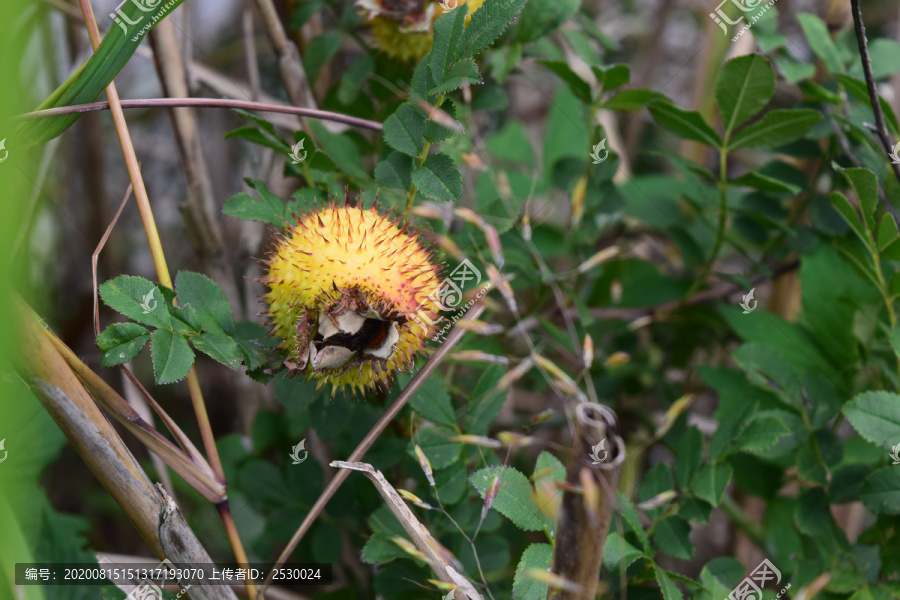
[843,391,900,448]
[383,104,425,158]
[459,0,528,58]
[690,462,733,506]
[408,373,456,428]
[797,13,843,73]
[716,54,776,138]
[375,152,414,191]
[840,167,879,233]
[532,451,565,482]
[652,516,693,560]
[860,468,900,515]
[412,153,462,202]
[175,271,235,335]
[361,531,405,564]
[539,60,592,104]
[150,329,194,384]
[512,543,552,600]
[728,109,822,149]
[96,323,150,367]
[423,100,463,143]
[191,332,241,368]
[616,490,651,552]
[732,412,791,455]
[429,58,482,95]
[648,102,721,148]
[430,5,469,87]
[470,466,547,531]
[602,532,644,572]
[99,275,171,329]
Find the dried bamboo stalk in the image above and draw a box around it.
[547,403,625,600]
[17,313,236,600]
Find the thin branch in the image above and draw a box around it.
[18,97,383,131]
[258,301,487,599]
[850,0,900,189]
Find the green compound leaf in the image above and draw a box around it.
[512,543,552,600]
[715,54,775,137]
[96,323,150,367]
[470,466,547,531]
[459,0,528,59]
[99,275,171,330]
[383,104,426,158]
[175,271,235,336]
[412,153,463,202]
[150,328,195,384]
[222,179,286,226]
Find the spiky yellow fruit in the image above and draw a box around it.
[361,0,486,62]
[262,194,441,393]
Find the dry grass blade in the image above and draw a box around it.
[332,461,483,600]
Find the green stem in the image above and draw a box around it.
[404,93,445,213]
[686,148,729,298]
[721,494,765,546]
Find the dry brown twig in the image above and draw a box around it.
[333,461,484,600]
